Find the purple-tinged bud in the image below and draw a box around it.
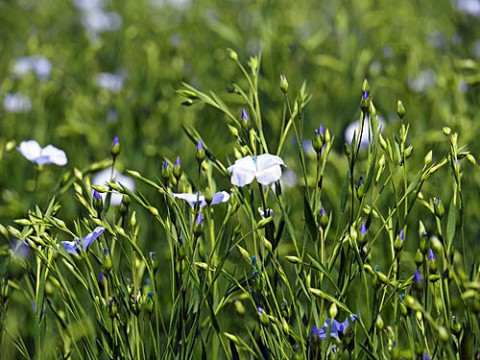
[92,189,103,216]
[93,189,102,201]
[280,74,288,94]
[196,139,205,164]
[149,251,158,273]
[395,229,405,252]
[428,248,435,261]
[162,161,171,183]
[413,269,423,292]
[111,136,120,158]
[173,156,182,180]
[428,248,437,274]
[194,213,203,237]
[241,109,248,122]
[250,255,257,268]
[103,248,113,273]
[257,306,269,324]
[360,222,367,236]
[312,124,325,153]
[319,207,328,228]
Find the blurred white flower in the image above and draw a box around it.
[82,11,122,33]
[95,72,125,92]
[228,154,286,187]
[455,0,480,17]
[280,169,297,188]
[74,0,103,11]
[17,140,68,166]
[12,56,52,79]
[92,167,135,206]
[345,117,385,150]
[3,93,32,113]
[408,69,436,92]
[150,0,192,9]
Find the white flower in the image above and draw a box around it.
[17,140,67,166]
[172,191,230,208]
[95,72,125,92]
[3,93,32,113]
[92,167,135,206]
[228,154,286,187]
[345,117,385,150]
[408,69,436,92]
[455,0,480,17]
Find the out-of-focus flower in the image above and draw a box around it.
[344,116,385,149]
[11,239,30,259]
[228,154,286,187]
[3,93,32,113]
[311,314,357,341]
[172,191,230,208]
[17,140,67,166]
[12,56,52,79]
[92,167,135,206]
[61,226,105,255]
[408,69,436,92]
[455,0,480,17]
[95,72,125,92]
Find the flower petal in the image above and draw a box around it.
[82,226,105,249]
[39,145,68,166]
[211,191,230,205]
[61,241,79,255]
[172,193,206,208]
[18,140,42,162]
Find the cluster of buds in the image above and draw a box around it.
[312,124,331,155]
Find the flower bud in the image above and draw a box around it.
[234,298,246,318]
[196,139,205,164]
[415,249,424,267]
[227,48,238,61]
[103,248,113,273]
[397,100,406,119]
[173,156,182,180]
[329,303,338,319]
[433,197,444,218]
[280,74,288,94]
[111,136,120,158]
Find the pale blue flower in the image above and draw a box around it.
[345,117,385,149]
[312,314,357,341]
[3,93,32,113]
[228,154,286,187]
[18,140,67,166]
[12,56,52,79]
[95,72,124,92]
[61,226,105,255]
[172,191,230,208]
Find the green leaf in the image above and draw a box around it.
[304,195,318,241]
[446,200,456,245]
